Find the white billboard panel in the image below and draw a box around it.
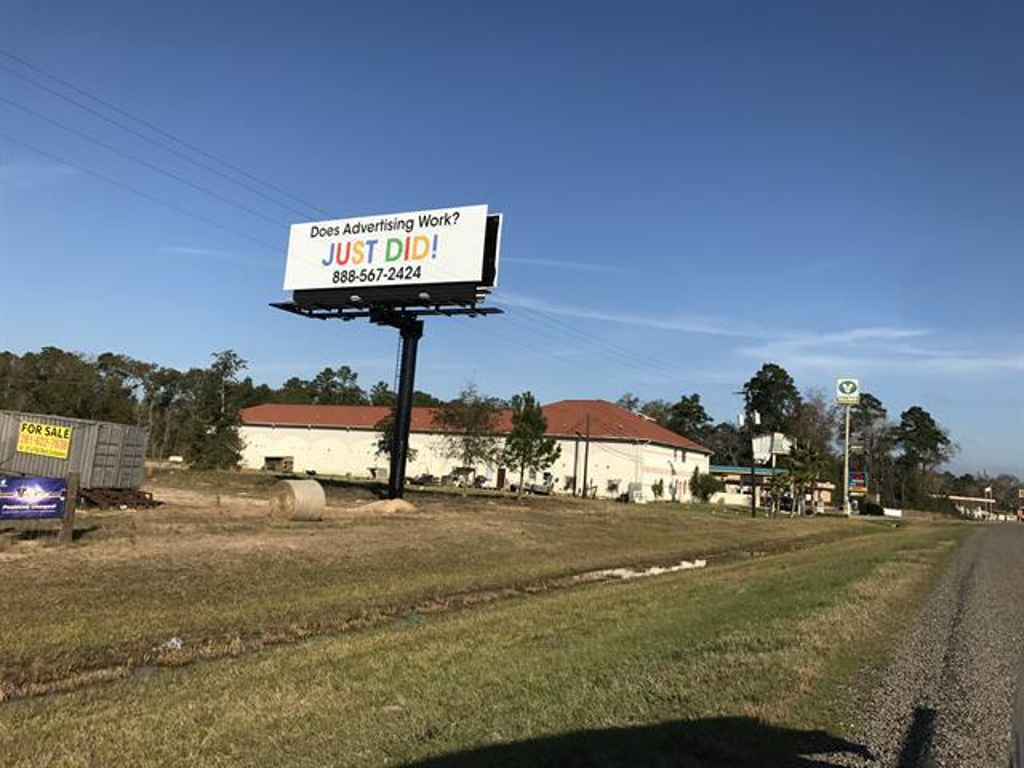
[284,205,489,291]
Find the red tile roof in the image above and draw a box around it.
[239,400,710,453]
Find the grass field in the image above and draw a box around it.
[0,471,971,766]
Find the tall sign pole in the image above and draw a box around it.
[836,378,860,518]
[843,405,851,517]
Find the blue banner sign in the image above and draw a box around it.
[0,476,67,519]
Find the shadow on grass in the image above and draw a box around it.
[0,525,99,542]
[402,716,873,768]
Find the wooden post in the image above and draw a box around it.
[59,472,79,545]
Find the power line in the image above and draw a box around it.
[0,131,282,254]
[512,304,694,382]
[0,94,284,227]
[0,47,330,217]
[457,314,644,385]
[499,305,687,384]
[487,312,653,383]
[0,58,317,220]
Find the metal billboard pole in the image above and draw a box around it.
[388,316,424,499]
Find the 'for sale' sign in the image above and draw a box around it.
[16,420,73,460]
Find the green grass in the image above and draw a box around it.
[0,517,969,767]
[0,472,885,695]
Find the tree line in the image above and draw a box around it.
[617,363,1019,511]
[0,347,438,469]
[1,348,1016,509]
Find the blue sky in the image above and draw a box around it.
[1,0,1021,474]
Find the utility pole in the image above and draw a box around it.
[749,396,757,519]
[736,388,757,519]
[582,414,591,500]
[572,434,580,497]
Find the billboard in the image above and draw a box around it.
[0,476,67,519]
[752,433,793,463]
[16,420,73,460]
[284,205,492,292]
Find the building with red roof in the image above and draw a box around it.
[239,399,711,502]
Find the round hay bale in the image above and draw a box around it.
[268,479,325,521]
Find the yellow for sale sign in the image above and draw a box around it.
[16,420,73,460]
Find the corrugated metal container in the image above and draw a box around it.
[0,410,149,489]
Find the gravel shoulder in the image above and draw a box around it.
[837,524,1024,767]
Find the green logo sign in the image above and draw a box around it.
[836,378,860,405]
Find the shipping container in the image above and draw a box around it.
[0,410,149,489]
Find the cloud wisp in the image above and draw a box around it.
[499,291,1022,377]
[501,257,626,274]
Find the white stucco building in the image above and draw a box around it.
[239,399,711,503]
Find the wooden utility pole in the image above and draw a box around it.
[582,415,591,499]
[59,472,79,545]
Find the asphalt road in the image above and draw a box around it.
[837,524,1024,768]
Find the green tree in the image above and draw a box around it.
[501,392,561,498]
[412,391,443,407]
[690,467,723,503]
[667,393,712,442]
[742,363,801,434]
[786,442,829,515]
[433,384,502,488]
[309,365,366,405]
[704,421,750,466]
[184,350,247,469]
[895,406,955,505]
[373,414,416,464]
[277,376,315,404]
[639,398,672,426]
[369,381,396,406]
[616,393,641,413]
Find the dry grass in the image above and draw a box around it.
[0,511,969,767]
[1,470,884,697]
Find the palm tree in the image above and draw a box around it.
[787,443,829,516]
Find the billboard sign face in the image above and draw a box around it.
[17,420,73,460]
[836,378,860,406]
[848,471,868,496]
[752,433,793,463]
[284,205,490,291]
[0,476,67,519]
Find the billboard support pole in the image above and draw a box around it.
[387,316,424,500]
